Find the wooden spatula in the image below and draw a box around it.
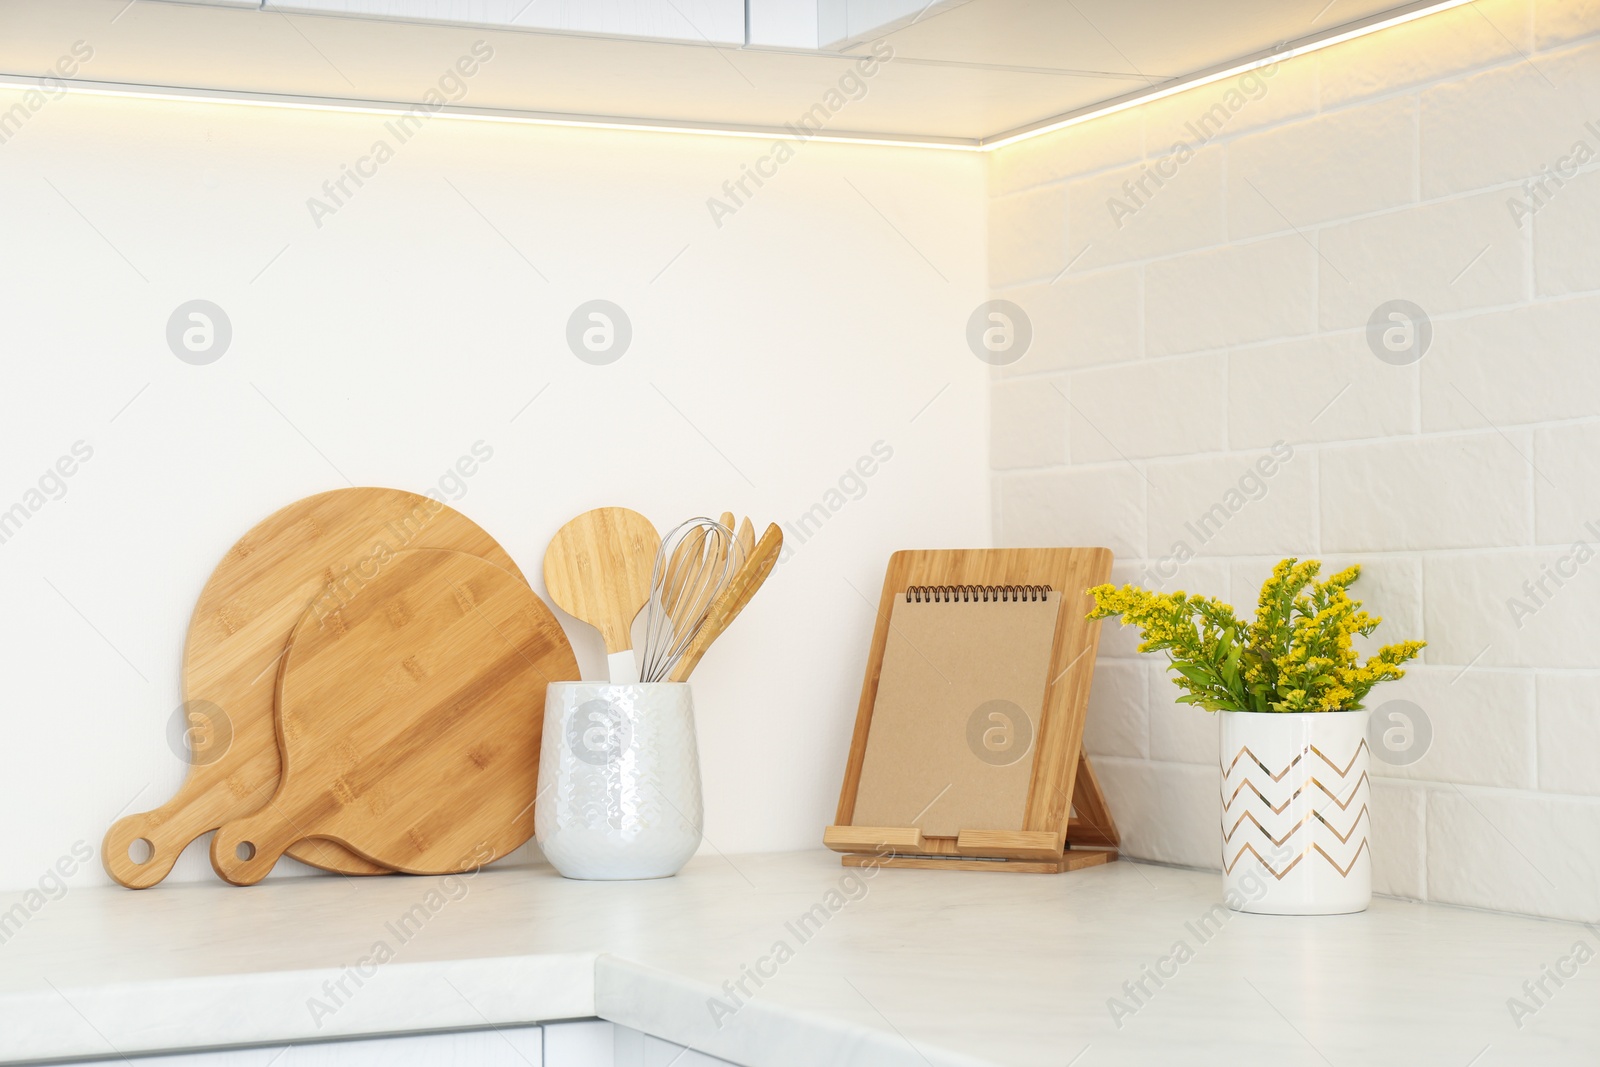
[671,523,783,681]
[543,508,659,683]
[735,516,755,565]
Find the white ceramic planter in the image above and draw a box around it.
[1219,710,1372,915]
[535,682,703,880]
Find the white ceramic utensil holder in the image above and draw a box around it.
[1219,709,1372,915]
[536,682,703,880]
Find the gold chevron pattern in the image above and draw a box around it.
[1223,740,1370,779]
[1222,770,1371,814]
[1220,734,1370,881]
[1223,804,1371,847]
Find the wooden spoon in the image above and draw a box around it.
[671,523,783,681]
[543,508,659,683]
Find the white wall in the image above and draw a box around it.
[987,0,1600,923]
[0,87,988,891]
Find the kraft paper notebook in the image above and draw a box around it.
[851,586,1061,837]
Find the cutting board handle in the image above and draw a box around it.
[102,807,204,890]
[210,806,299,886]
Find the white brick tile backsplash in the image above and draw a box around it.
[1147,663,1220,765]
[1094,617,1147,662]
[1094,757,1222,870]
[993,268,1140,377]
[1228,332,1417,450]
[1317,192,1526,331]
[988,108,1143,196]
[1371,666,1536,789]
[1534,0,1600,52]
[986,9,1600,923]
[1421,38,1600,198]
[1320,433,1531,552]
[990,184,1068,287]
[1424,549,1600,668]
[1145,236,1316,356]
[990,378,1069,469]
[1532,166,1600,297]
[1141,58,1318,153]
[1227,98,1416,240]
[1319,0,1532,107]
[1371,780,1428,900]
[1095,559,1231,659]
[1536,673,1600,795]
[1421,295,1600,432]
[1147,446,1314,559]
[1533,421,1600,545]
[1070,354,1227,461]
[1065,147,1226,269]
[998,465,1144,559]
[1428,787,1600,922]
[1083,659,1148,760]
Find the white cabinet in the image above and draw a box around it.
[262,1,748,44]
[80,1027,545,1066]
[73,1022,737,1066]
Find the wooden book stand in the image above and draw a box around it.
[825,548,1119,873]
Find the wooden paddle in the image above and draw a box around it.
[102,487,526,889]
[542,508,659,683]
[211,549,577,885]
[670,523,782,682]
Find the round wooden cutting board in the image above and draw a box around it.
[102,488,528,889]
[211,548,577,885]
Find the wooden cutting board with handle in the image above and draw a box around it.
[102,487,528,889]
[211,548,576,885]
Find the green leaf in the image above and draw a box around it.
[1171,663,1218,686]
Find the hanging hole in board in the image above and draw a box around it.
[235,841,256,862]
[128,838,154,865]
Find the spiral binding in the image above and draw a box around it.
[904,584,1053,604]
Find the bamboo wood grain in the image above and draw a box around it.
[826,767,1117,866]
[669,523,782,682]
[831,548,1115,865]
[842,851,1114,874]
[955,829,1064,861]
[1068,752,1121,849]
[211,549,577,885]
[542,508,659,656]
[822,825,926,852]
[102,487,526,889]
[735,516,754,565]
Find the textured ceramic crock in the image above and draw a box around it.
[535,682,702,880]
[1219,709,1372,915]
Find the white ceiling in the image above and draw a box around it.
[0,0,1440,146]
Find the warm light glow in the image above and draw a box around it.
[0,0,1477,153]
[0,77,984,151]
[982,0,1481,150]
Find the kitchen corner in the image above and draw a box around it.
[7,0,1600,1063]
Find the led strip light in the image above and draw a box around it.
[0,0,1479,152]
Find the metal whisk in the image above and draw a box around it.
[637,517,745,683]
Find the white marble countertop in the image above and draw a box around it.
[5,850,1597,1066]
